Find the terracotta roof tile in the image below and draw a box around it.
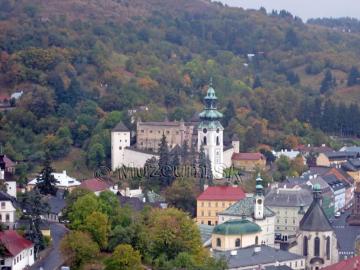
[80,178,111,192]
[0,230,33,257]
[322,255,360,270]
[232,152,265,161]
[197,186,246,201]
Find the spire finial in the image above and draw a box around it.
[0,145,3,156]
[209,77,213,87]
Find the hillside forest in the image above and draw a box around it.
[1,0,360,179]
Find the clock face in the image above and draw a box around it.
[257,199,262,205]
[203,128,207,134]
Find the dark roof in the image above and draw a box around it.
[342,158,360,171]
[265,266,293,270]
[0,191,15,202]
[299,191,333,232]
[265,187,313,207]
[112,121,129,132]
[213,245,304,268]
[118,195,145,211]
[325,151,357,160]
[322,175,346,191]
[46,195,66,214]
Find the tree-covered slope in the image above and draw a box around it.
[1,0,360,171]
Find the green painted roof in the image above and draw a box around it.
[198,120,223,130]
[205,87,217,99]
[213,219,261,235]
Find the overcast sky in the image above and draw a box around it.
[219,0,360,21]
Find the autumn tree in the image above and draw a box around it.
[104,244,142,270]
[60,231,100,268]
[82,211,109,250]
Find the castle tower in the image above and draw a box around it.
[198,81,224,179]
[111,122,131,171]
[254,174,264,220]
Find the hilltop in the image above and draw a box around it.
[1,0,360,174]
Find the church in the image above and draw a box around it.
[111,83,239,179]
[289,184,339,269]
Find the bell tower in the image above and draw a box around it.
[197,80,224,179]
[254,174,264,220]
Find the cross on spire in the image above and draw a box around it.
[209,77,213,87]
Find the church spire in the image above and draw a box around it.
[199,81,223,122]
[256,173,264,195]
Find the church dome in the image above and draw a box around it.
[213,219,262,236]
[205,87,217,99]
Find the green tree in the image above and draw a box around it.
[146,208,204,261]
[320,70,336,94]
[68,193,100,229]
[223,101,236,127]
[164,178,197,216]
[87,143,105,168]
[253,75,262,89]
[82,211,109,250]
[60,231,100,268]
[36,152,57,196]
[158,134,171,187]
[104,244,142,270]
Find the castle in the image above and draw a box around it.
[111,83,238,179]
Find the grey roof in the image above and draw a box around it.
[46,196,66,214]
[325,151,357,160]
[342,158,360,171]
[112,121,129,132]
[198,224,213,244]
[322,175,346,191]
[220,197,275,218]
[213,245,304,268]
[265,266,293,270]
[299,194,333,232]
[265,188,313,207]
[0,191,15,202]
[340,146,360,153]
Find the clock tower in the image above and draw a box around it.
[198,81,224,179]
[254,174,264,220]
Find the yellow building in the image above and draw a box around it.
[196,185,246,226]
[211,219,262,251]
[232,152,266,172]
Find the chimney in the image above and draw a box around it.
[0,169,4,180]
[230,250,237,256]
[125,187,130,197]
[254,246,261,253]
[204,184,209,190]
[63,170,67,176]
[113,184,118,191]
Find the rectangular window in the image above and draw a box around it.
[5,214,9,221]
[1,202,5,209]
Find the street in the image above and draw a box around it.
[29,223,68,270]
[331,209,360,259]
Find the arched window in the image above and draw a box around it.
[216,136,220,146]
[314,237,320,257]
[326,236,330,260]
[303,236,308,256]
[235,238,241,248]
[216,238,221,247]
[255,236,259,245]
[203,137,207,145]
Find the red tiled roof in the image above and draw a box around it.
[232,152,265,161]
[197,186,246,201]
[80,178,111,192]
[0,94,9,101]
[0,230,33,257]
[322,255,360,270]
